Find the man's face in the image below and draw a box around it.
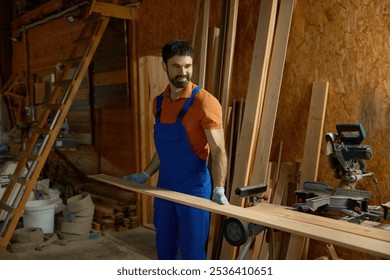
[163,55,193,89]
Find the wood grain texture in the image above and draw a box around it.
[89,174,390,259]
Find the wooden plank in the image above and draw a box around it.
[250,0,295,187]
[197,0,210,87]
[91,2,140,20]
[138,55,168,226]
[299,81,330,188]
[205,27,220,95]
[88,174,390,259]
[220,0,278,260]
[192,0,201,46]
[11,0,63,31]
[248,0,295,258]
[221,0,239,129]
[285,81,329,260]
[228,0,278,207]
[257,162,292,259]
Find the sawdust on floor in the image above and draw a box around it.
[7,226,157,260]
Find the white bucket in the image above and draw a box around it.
[23,200,56,233]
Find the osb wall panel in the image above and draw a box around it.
[137,0,222,55]
[271,0,390,205]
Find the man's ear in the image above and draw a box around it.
[162,61,167,72]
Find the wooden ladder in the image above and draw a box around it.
[0,2,114,250]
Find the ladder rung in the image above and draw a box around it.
[18,151,40,161]
[31,127,53,135]
[9,175,28,185]
[0,201,15,215]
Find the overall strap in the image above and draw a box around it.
[176,86,201,121]
[155,93,164,123]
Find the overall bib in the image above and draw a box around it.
[153,86,212,260]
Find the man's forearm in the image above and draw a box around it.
[211,146,227,188]
[144,152,160,177]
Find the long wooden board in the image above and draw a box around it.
[89,174,390,259]
[286,81,329,259]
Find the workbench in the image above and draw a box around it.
[89,174,390,259]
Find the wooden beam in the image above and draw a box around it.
[249,0,295,260]
[197,0,210,87]
[11,0,63,31]
[250,0,295,187]
[219,0,278,260]
[285,81,329,260]
[228,0,278,207]
[88,174,390,259]
[91,2,140,20]
[221,0,239,129]
[298,81,330,189]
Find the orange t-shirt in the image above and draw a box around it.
[153,82,222,160]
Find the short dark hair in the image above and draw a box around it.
[162,39,194,64]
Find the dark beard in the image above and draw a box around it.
[170,75,190,89]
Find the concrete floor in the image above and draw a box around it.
[2,226,157,260]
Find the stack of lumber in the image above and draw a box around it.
[78,182,138,231]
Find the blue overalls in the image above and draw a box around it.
[153,86,212,260]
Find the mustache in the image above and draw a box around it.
[175,75,189,79]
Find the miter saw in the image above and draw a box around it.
[293,124,389,223]
[325,123,374,189]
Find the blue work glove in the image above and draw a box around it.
[123,171,150,184]
[212,187,229,205]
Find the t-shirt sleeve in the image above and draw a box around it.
[201,94,223,129]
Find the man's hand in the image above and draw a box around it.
[212,187,229,205]
[123,171,150,184]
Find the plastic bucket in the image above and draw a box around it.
[23,200,56,233]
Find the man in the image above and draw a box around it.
[124,39,228,260]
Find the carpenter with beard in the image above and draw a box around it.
[124,39,229,259]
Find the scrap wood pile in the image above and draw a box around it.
[78,182,138,231]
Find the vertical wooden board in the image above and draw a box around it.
[219,0,278,260]
[250,0,295,187]
[145,55,169,176]
[285,81,329,260]
[299,81,329,188]
[247,0,295,259]
[195,0,210,87]
[205,27,220,95]
[221,0,239,129]
[138,55,168,225]
[228,0,278,206]
[138,56,154,226]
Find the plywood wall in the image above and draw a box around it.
[272,0,390,204]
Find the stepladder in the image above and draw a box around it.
[0,1,118,250]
